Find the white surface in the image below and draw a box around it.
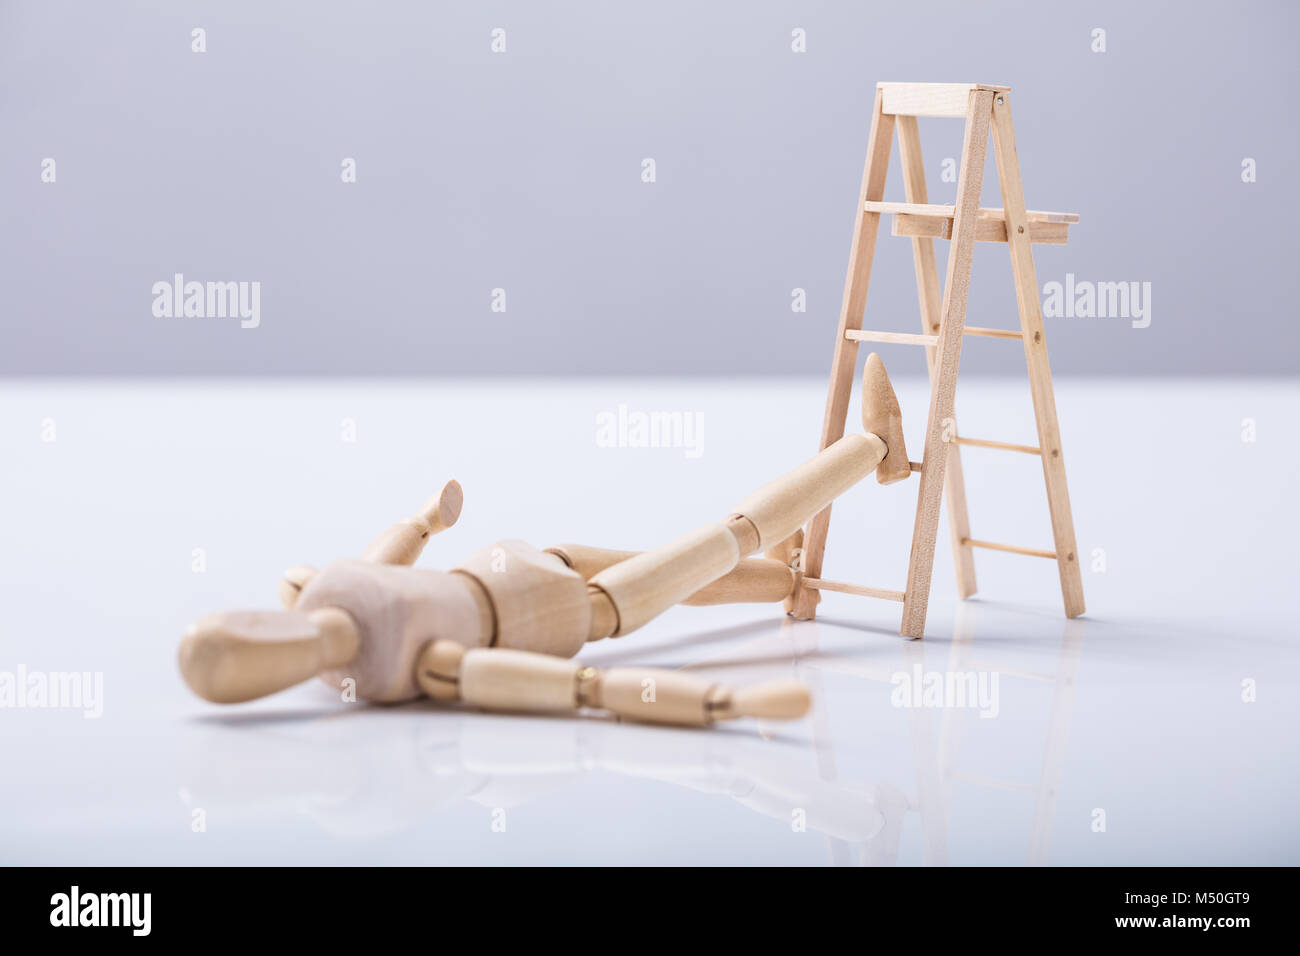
[0,375,1296,865]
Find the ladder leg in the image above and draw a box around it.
[989,95,1086,618]
[900,90,994,639]
[790,89,895,620]
[895,115,978,600]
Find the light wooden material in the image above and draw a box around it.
[587,360,898,640]
[414,640,811,727]
[788,87,895,620]
[589,525,741,637]
[360,479,463,565]
[895,113,977,600]
[597,668,715,725]
[860,352,910,484]
[878,82,1009,118]
[989,94,1085,617]
[863,201,1078,223]
[899,89,993,637]
[963,537,1057,560]
[278,565,316,609]
[297,561,492,701]
[185,562,495,703]
[458,647,583,713]
[279,480,463,608]
[963,326,1023,340]
[181,350,908,710]
[454,540,591,656]
[415,638,465,702]
[178,607,360,704]
[952,436,1041,455]
[792,82,1086,635]
[891,213,1069,245]
[764,528,806,614]
[546,544,796,605]
[847,328,1026,345]
[846,329,938,347]
[802,578,905,602]
[734,432,886,552]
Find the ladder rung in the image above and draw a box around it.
[952,437,1041,455]
[961,538,1057,560]
[802,578,905,602]
[863,201,1079,224]
[961,326,1023,340]
[909,461,923,472]
[849,328,1023,346]
[845,329,938,347]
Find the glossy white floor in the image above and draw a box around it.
[1,375,1296,865]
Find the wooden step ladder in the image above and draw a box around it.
[790,82,1085,638]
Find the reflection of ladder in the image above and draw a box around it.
[791,82,1085,638]
[939,607,1086,865]
[789,607,1085,865]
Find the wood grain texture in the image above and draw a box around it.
[454,540,592,656]
[803,578,905,602]
[964,537,1057,559]
[890,213,1070,244]
[879,82,1009,118]
[595,668,715,726]
[280,481,464,607]
[900,89,994,638]
[846,329,938,347]
[178,607,361,704]
[734,432,886,551]
[413,640,811,726]
[861,352,910,484]
[296,560,491,702]
[588,524,740,637]
[989,94,1086,618]
[789,88,894,620]
[459,648,583,713]
[545,544,795,605]
[359,480,463,566]
[895,112,981,606]
[864,201,1078,223]
[952,436,1041,455]
[764,528,807,614]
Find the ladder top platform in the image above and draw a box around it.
[877,82,1011,118]
[863,201,1080,224]
[877,81,1010,93]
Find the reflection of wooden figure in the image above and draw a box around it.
[180,715,894,850]
[179,355,909,729]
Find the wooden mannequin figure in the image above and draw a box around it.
[180,354,909,729]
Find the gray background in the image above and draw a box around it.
[2,0,1296,377]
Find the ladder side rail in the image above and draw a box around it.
[895,114,978,600]
[790,89,895,620]
[988,95,1086,618]
[899,89,994,638]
